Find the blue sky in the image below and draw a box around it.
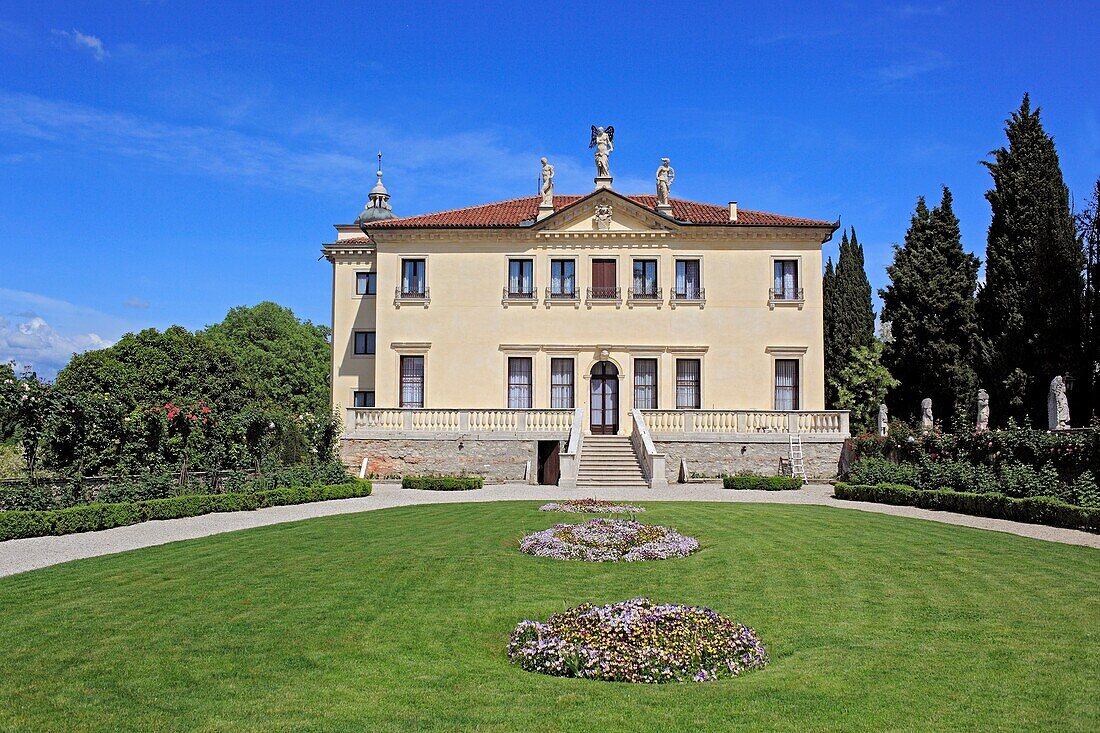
[1,1,1097,377]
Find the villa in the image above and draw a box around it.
[323,137,850,487]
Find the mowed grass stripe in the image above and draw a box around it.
[0,501,1096,732]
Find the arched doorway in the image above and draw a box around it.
[590,361,619,434]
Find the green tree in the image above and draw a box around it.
[1077,178,1100,422]
[47,326,251,473]
[830,340,899,435]
[0,361,17,442]
[977,94,1084,426]
[880,188,980,425]
[202,301,332,417]
[824,228,876,406]
[0,367,55,482]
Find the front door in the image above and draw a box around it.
[590,361,619,434]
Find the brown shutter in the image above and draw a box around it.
[593,260,615,289]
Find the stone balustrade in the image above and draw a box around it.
[346,408,574,436]
[641,409,849,436]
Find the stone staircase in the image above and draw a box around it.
[576,435,649,489]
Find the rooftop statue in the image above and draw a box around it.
[655,157,675,208]
[589,125,615,179]
[539,157,555,208]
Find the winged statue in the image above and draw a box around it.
[589,125,615,178]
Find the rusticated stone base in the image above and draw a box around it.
[340,437,539,483]
[652,437,843,481]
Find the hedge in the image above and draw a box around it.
[0,479,372,542]
[723,475,803,491]
[401,476,484,491]
[835,482,1100,532]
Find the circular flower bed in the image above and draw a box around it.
[507,598,768,683]
[539,498,645,514]
[519,518,698,562]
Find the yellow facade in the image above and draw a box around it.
[326,189,835,434]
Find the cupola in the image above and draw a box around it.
[355,152,396,230]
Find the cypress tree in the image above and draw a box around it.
[977,94,1083,425]
[881,188,980,424]
[822,256,839,405]
[1077,179,1100,422]
[823,228,876,407]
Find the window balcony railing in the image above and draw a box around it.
[545,286,579,301]
[768,287,804,308]
[586,286,622,304]
[671,287,705,304]
[628,287,663,302]
[502,286,536,299]
[394,286,430,306]
[502,286,537,306]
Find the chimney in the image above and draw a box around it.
[728,201,738,222]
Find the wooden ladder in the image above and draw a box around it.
[788,433,808,484]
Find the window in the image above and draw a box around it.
[508,259,534,297]
[632,259,658,298]
[634,358,658,410]
[675,260,701,299]
[550,259,576,298]
[355,272,376,296]
[676,359,701,409]
[508,357,533,409]
[773,260,799,300]
[775,359,800,410]
[353,390,375,408]
[401,259,426,297]
[400,356,424,408]
[550,358,574,409]
[353,330,376,356]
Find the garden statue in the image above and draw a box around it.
[976,388,990,431]
[589,125,615,180]
[920,398,933,429]
[877,403,888,437]
[655,157,675,208]
[539,157,554,208]
[1048,375,1070,430]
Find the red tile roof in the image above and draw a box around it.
[360,193,834,229]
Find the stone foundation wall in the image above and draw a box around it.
[653,437,843,482]
[340,437,540,483]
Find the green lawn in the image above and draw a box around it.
[0,502,1097,732]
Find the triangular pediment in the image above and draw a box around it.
[532,189,680,236]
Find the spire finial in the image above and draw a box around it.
[355,150,396,230]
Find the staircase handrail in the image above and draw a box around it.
[631,408,668,489]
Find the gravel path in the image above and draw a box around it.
[2,482,1096,577]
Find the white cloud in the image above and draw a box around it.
[52,28,107,61]
[0,316,111,378]
[0,288,140,378]
[873,51,950,84]
[0,90,598,204]
[124,297,150,309]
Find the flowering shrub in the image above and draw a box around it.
[519,518,698,562]
[507,598,768,683]
[539,498,645,514]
